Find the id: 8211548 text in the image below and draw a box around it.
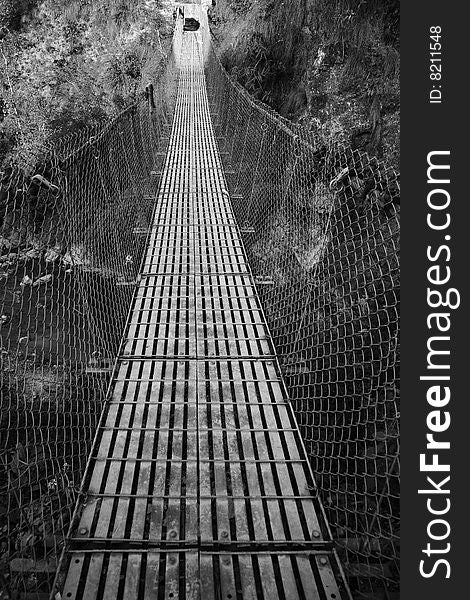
[429,25,442,104]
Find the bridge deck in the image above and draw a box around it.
[61,27,347,600]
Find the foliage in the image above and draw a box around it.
[0,0,38,32]
[210,0,400,168]
[0,0,172,169]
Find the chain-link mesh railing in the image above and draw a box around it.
[205,43,400,599]
[0,30,180,598]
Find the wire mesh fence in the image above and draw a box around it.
[0,41,179,599]
[205,44,400,599]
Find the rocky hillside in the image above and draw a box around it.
[209,0,399,169]
[0,0,174,169]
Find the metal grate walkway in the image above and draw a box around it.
[60,23,348,600]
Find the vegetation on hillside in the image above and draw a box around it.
[0,0,173,170]
[209,0,399,169]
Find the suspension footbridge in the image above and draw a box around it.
[57,15,348,599]
[0,4,400,600]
